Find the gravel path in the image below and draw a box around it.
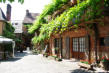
[0,51,107,73]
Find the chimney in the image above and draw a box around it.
[6,4,11,21]
[26,10,30,16]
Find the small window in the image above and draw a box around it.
[15,23,18,25]
[54,38,62,49]
[104,37,109,46]
[54,38,59,48]
[100,38,105,46]
[12,23,14,25]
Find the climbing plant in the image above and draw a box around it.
[30,0,108,44]
[105,0,109,7]
[0,0,24,3]
[29,0,70,33]
[3,22,15,39]
[24,24,32,29]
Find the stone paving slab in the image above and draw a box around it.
[0,51,108,73]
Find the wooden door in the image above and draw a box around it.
[54,38,62,57]
[72,37,86,59]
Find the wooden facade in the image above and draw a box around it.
[48,16,109,63]
[0,21,5,35]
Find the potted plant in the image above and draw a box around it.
[52,55,62,61]
[43,53,49,57]
[100,56,109,70]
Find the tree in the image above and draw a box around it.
[0,0,24,3]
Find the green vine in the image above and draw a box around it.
[24,24,32,29]
[30,0,107,44]
[29,0,70,34]
[0,0,24,3]
[3,22,15,39]
[104,0,109,7]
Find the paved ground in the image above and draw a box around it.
[0,51,107,73]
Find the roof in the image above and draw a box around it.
[0,8,7,21]
[23,13,39,24]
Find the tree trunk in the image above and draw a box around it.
[93,23,99,63]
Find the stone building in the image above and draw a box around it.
[23,10,39,49]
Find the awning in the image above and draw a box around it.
[0,36,15,58]
[0,36,13,44]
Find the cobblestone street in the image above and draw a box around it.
[0,51,107,73]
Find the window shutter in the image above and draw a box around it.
[85,35,90,49]
[66,37,70,49]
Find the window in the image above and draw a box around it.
[54,38,62,48]
[73,38,79,52]
[12,23,14,25]
[79,37,85,52]
[100,37,109,46]
[100,38,105,46]
[15,23,18,25]
[104,36,109,46]
[54,38,59,48]
[72,37,86,52]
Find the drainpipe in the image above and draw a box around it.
[60,33,63,59]
[12,41,15,58]
[86,34,91,63]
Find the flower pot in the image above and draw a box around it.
[78,62,92,69]
[101,61,109,70]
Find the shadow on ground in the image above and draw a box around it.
[70,68,95,73]
[15,51,28,58]
[0,51,28,62]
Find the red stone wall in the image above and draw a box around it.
[49,16,109,61]
[49,25,88,58]
[97,16,109,60]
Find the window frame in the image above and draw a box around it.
[72,37,86,52]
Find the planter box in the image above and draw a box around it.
[78,62,93,69]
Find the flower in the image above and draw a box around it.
[107,58,109,60]
[101,56,109,62]
[101,56,106,60]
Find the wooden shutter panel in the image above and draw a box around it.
[65,37,70,59]
[85,35,90,49]
[66,37,70,49]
